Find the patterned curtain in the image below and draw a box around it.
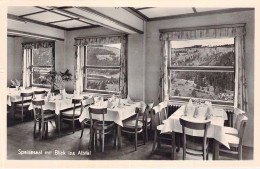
[22,49,32,88]
[74,35,128,97]
[159,25,248,112]
[22,41,55,49]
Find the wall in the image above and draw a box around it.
[7,37,23,86]
[145,10,254,147]
[64,27,146,101]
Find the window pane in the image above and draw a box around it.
[170,71,235,102]
[170,38,234,66]
[86,44,121,66]
[85,68,120,92]
[32,67,52,86]
[32,48,53,66]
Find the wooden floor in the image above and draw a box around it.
[7,114,253,160]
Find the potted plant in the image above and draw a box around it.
[45,69,72,94]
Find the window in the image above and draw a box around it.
[83,44,121,94]
[31,47,54,87]
[169,38,235,105]
[22,41,55,88]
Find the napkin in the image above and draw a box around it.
[127,95,134,104]
[184,99,195,116]
[107,100,114,109]
[109,94,116,102]
[193,106,199,118]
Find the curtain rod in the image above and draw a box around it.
[159,23,246,33]
[75,34,127,40]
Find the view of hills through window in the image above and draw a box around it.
[32,48,53,86]
[170,38,235,102]
[85,44,121,92]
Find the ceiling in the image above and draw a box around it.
[7,6,253,40]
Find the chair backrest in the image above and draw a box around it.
[71,98,83,118]
[233,108,245,128]
[151,103,168,129]
[89,107,107,129]
[236,114,248,145]
[32,100,45,121]
[20,92,33,104]
[33,91,46,99]
[180,118,211,149]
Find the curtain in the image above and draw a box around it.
[159,25,248,112]
[74,35,128,98]
[22,49,32,88]
[22,41,55,88]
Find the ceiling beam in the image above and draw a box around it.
[8,29,64,41]
[48,6,127,33]
[149,8,254,22]
[76,7,143,34]
[8,13,67,30]
[135,7,154,11]
[122,7,148,21]
[66,25,101,31]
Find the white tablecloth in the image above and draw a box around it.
[79,101,141,126]
[7,88,49,106]
[160,105,231,148]
[28,95,93,115]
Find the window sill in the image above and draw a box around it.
[168,99,234,111]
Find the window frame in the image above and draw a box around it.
[82,45,121,95]
[30,43,55,88]
[168,38,236,106]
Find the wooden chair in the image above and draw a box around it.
[61,98,83,133]
[138,102,154,143]
[219,114,248,160]
[223,108,245,136]
[151,101,178,159]
[80,97,95,138]
[32,100,56,139]
[179,118,211,160]
[33,90,47,99]
[15,92,33,122]
[122,106,146,151]
[89,107,116,152]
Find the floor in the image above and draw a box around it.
[7,113,253,160]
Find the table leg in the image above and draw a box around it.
[11,102,15,119]
[213,139,220,160]
[56,114,61,136]
[171,131,176,160]
[117,124,122,149]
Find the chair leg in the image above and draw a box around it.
[72,120,75,134]
[94,130,97,152]
[113,127,117,149]
[238,145,243,160]
[80,122,85,138]
[33,121,36,138]
[152,130,157,153]
[143,129,146,145]
[203,149,206,160]
[102,132,105,152]
[183,145,186,160]
[145,125,148,142]
[21,108,24,122]
[135,132,138,151]
[45,122,48,139]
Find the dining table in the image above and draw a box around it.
[28,93,94,136]
[79,99,142,149]
[7,87,49,118]
[159,104,229,160]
